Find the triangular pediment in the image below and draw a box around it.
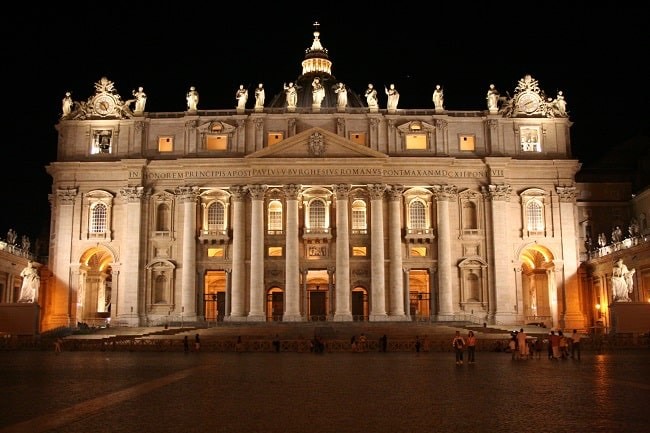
[246,127,388,159]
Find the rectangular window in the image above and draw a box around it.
[268,247,283,257]
[352,246,367,256]
[349,132,366,146]
[158,136,173,152]
[91,129,113,154]
[206,135,227,151]
[268,132,284,146]
[406,134,427,150]
[410,246,427,257]
[520,126,541,152]
[208,248,224,257]
[459,135,475,151]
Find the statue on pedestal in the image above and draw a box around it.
[18,261,40,303]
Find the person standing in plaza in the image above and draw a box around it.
[452,331,465,365]
[379,334,388,352]
[571,329,582,360]
[183,335,189,354]
[466,330,477,364]
[516,328,528,360]
[194,333,201,352]
[534,336,544,360]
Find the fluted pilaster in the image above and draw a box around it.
[229,186,247,319]
[283,184,302,320]
[368,184,387,320]
[248,184,268,320]
[333,184,352,321]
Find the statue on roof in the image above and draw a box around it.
[62,92,73,118]
[365,84,378,109]
[432,84,444,111]
[312,77,325,108]
[132,87,147,113]
[186,86,199,111]
[236,84,248,110]
[334,82,347,111]
[255,83,265,111]
[284,82,298,110]
[385,84,399,111]
[486,84,499,113]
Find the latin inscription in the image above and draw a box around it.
[129,168,503,180]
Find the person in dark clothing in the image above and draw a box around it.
[379,334,388,352]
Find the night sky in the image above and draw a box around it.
[2,3,647,251]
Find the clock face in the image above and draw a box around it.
[517,92,539,114]
[93,95,115,115]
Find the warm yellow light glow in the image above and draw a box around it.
[596,303,601,310]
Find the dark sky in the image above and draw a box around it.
[2,3,648,248]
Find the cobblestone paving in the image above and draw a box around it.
[1,348,649,433]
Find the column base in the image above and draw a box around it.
[282,314,305,322]
[332,313,353,322]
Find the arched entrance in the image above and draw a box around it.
[409,269,430,320]
[519,244,556,327]
[351,287,368,321]
[266,287,284,321]
[78,247,114,327]
[204,271,226,322]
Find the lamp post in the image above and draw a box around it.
[181,306,184,328]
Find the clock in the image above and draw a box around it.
[517,91,540,114]
[93,94,116,116]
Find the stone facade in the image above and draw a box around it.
[42,25,590,332]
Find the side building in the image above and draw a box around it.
[43,25,585,332]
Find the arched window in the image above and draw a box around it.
[351,199,367,233]
[526,200,544,232]
[309,199,326,229]
[409,200,426,231]
[90,203,107,233]
[268,200,283,233]
[207,202,225,231]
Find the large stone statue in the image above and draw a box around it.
[235,84,248,110]
[432,84,444,111]
[486,84,499,112]
[186,86,199,111]
[334,82,347,110]
[132,87,147,113]
[612,258,635,302]
[62,92,73,118]
[385,83,399,111]
[364,83,378,109]
[311,77,325,107]
[284,82,298,109]
[18,261,40,303]
[254,83,265,110]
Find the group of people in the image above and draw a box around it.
[506,328,583,361]
[452,330,477,365]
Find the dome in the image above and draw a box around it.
[267,22,365,110]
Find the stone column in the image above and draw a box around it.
[283,185,302,321]
[483,184,513,324]
[47,189,78,329]
[368,184,387,320]
[333,184,352,321]
[229,186,247,320]
[433,185,457,319]
[177,186,199,320]
[556,187,583,329]
[248,184,267,321]
[387,186,407,319]
[118,186,145,325]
